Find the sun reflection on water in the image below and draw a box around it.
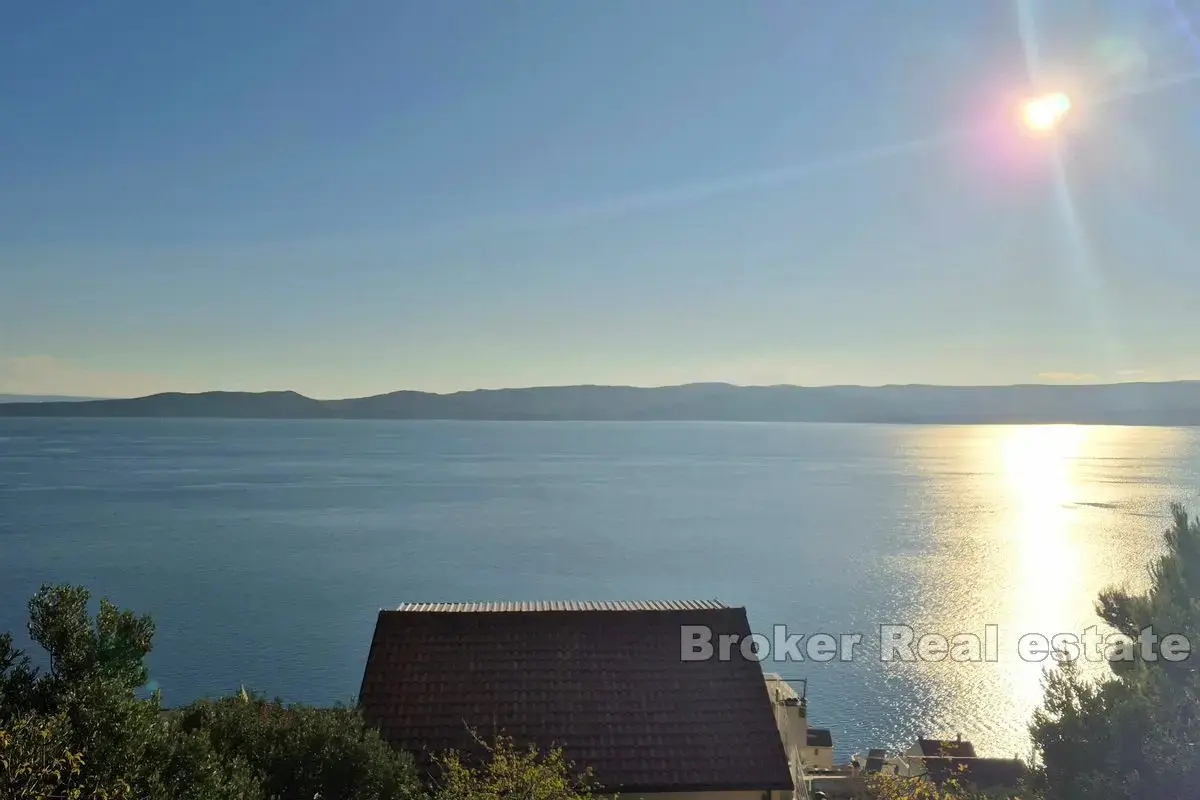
[996,425,1092,714]
[893,424,1185,757]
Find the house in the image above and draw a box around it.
[359,600,800,800]
[920,756,1026,792]
[762,673,833,774]
[906,734,977,761]
[849,748,909,780]
[862,749,887,774]
[803,728,834,771]
[763,672,808,787]
[902,736,1025,792]
[903,735,976,775]
[857,748,906,776]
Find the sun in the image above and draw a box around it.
[1022,92,1072,133]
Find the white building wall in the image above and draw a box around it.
[763,673,808,792]
[801,745,834,771]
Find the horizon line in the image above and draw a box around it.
[6,378,1200,402]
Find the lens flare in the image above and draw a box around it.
[1022,92,1071,132]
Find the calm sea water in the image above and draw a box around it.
[2,419,1199,761]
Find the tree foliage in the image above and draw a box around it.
[1030,503,1200,799]
[1,586,155,798]
[864,769,996,800]
[428,731,603,800]
[0,584,420,800]
[175,692,418,800]
[0,711,85,800]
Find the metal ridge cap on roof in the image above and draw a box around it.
[390,599,729,612]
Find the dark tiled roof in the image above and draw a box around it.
[359,602,794,794]
[917,738,977,758]
[922,757,1026,788]
[807,728,833,748]
[863,748,887,773]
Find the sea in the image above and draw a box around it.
[2,418,1199,762]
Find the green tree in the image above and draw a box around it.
[429,731,604,800]
[1,585,161,798]
[147,726,264,800]
[174,691,420,800]
[1030,503,1200,798]
[1,584,419,800]
[0,632,38,715]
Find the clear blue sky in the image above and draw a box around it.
[3,0,1199,398]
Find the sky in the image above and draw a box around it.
[3,0,1200,398]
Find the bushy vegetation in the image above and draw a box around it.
[428,731,601,800]
[0,584,593,800]
[0,711,86,799]
[0,583,399,799]
[174,693,418,800]
[864,769,996,800]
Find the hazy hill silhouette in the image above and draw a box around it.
[0,391,326,418]
[0,394,101,403]
[2,382,1200,424]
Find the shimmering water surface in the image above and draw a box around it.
[2,419,1198,760]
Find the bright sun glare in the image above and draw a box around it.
[1022,91,1072,132]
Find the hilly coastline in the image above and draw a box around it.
[2,382,1200,425]
[0,394,101,403]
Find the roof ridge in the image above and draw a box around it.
[389,599,728,612]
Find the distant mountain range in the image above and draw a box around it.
[1,382,1200,424]
[0,394,102,403]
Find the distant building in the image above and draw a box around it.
[856,748,906,777]
[907,735,977,760]
[763,672,809,790]
[903,735,976,774]
[762,673,835,774]
[919,756,1026,792]
[903,735,1025,792]
[359,600,801,800]
[803,728,834,770]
